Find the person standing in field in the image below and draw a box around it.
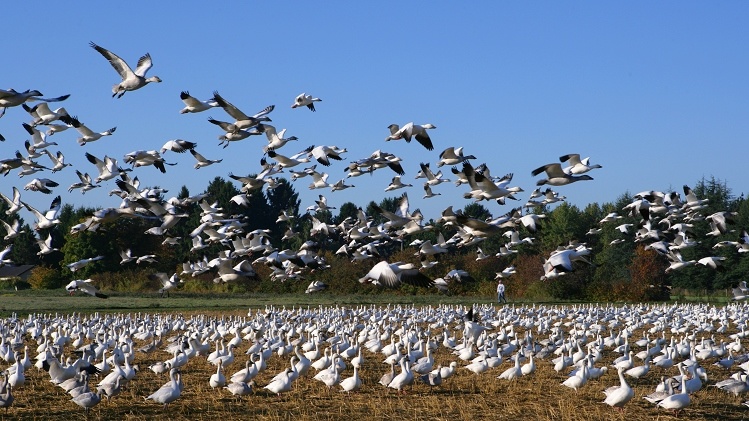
[497,279,507,304]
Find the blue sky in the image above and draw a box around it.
[2,2,748,225]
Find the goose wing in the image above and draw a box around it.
[559,153,582,166]
[133,53,154,77]
[212,91,250,121]
[90,42,135,80]
[532,163,565,178]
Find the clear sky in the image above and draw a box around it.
[2,1,748,225]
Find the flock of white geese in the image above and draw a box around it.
[0,42,746,298]
[1,42,749,416]
[0,302,747,415]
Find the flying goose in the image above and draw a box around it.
[438,146,476,167]
[44,150,72,173]
[531,163,593,186]
[260,123,298,152]
[309,145,346,166]
[358,260,433,288]
[179,91,218,113]
[190,149,222,169]
[85,152,129,183]
[90,42,162,98]
[68,170,100,194]
[0,88,69,110]
[22,103,69,126]
[0,187,22,215]
[419,162,450,186]
[291,93,321,111]
[385,176,412,192]
[66,255,105,272]
[36,233,58,255]
[59,115,116,146]
[1,219,25,241]
[209,117,263,146]
[22,123,58,153]
[559,153,602,174]
[24,178,59,194]
[212,91,274,131]
[386,122,436,151]
[160,139,197,154]
[65,279,108,299]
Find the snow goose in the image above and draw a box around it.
[224,381,253,398]
[423,184,441,199]
[145,368,181,409]
[603,366,634,410]
[212,91,274,131]
[498,353,523,381]
[291,92,321,111]
[358,260,433,288]
[66,255,105,272]
[160,139,197,154]
[148,272,182,298]
[90,42,161,98]
[209,363,226,388]
[531,163,593,186]
[67,170,100,195]
[190,149,222,169]
[0,372,13,413]
[657,373,690,415]
[71,389,103,414]
[22,123,58,152]
[179,91,218,114]
[386,122,436,151]
[264,368,294,396]
[0,88,69,109]
[561,363,588,391]
[379,362,396,387]
[65,279,108,299]
[23,178,59,194]
[385,175,412,192]
[209,117,262,146]
[22,102,69,126]
[419,162,450,186]
[310,145,346,166]
[267,146,312,168]
[438,146,475,167]
[23,196,62,231]
[559,153,602,174]
[0,187,22,215]
[59,115,116,146]
[388,358,414,393]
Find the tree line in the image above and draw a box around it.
[2,175,746,301]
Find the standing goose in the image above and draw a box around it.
[603,366,634,410]
[71,389,104,414]
[0,371,13,413]
[90,42,162,98]
[145,368,181,409]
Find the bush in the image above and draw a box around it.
[0,277,30,290]
[27,266,64,290]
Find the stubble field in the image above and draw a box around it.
[1,292,747,420]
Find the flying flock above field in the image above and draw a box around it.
[0,42,748,299]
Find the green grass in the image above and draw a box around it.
[0,289,503,316]
[0,288,734,317]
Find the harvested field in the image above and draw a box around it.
[1,300,748,420]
